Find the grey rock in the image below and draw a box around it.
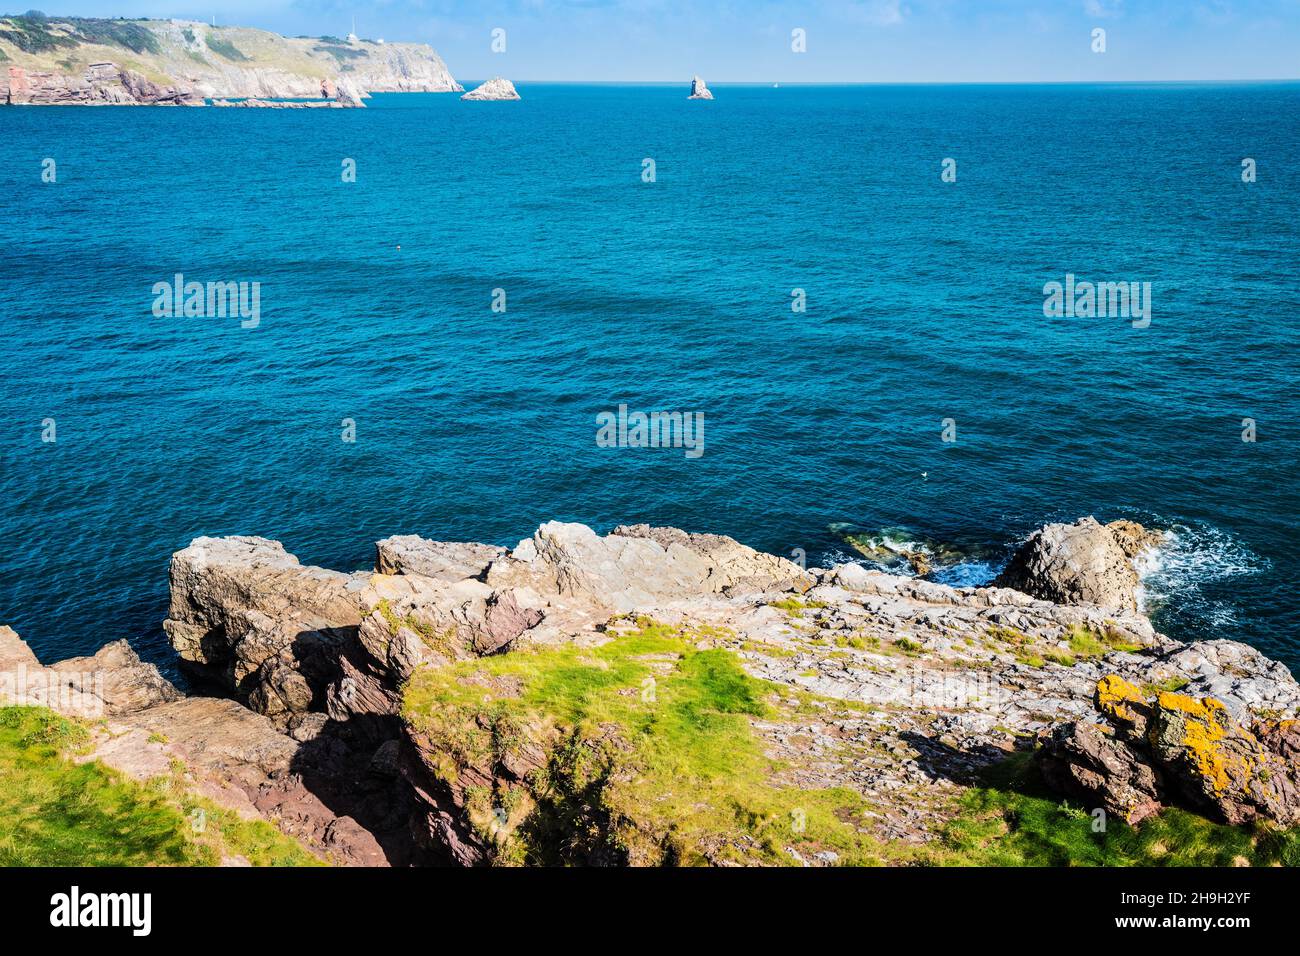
[1038,720,1164,824]
[376,535,505,582]
[995,516,1141,611]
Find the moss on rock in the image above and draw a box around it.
[401,621,886,865]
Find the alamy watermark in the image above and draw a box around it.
[1043,273,1151,328]
[152,273,261,329]
[857,661,1009,709]
[1,666,105,717]
[596,404,705,459]
[50,886,151,936]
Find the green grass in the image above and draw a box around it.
[932,752,1300,866]
[403,621,885,865]
[988,623,1141,669]
[314,42,367,62]
[0,705,320,867]
[66,17,159,54]
[1145,676,1191,695]
[205,33,249,61]
[0,16,159,55]
[374,597,459,658]
[1067,622,1144,657]
[987,625,1031,646]
[769,597,824,618]
[404,622,1296,868]
[0,14,78,53]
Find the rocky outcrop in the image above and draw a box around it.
[1039,718,1164,824]
[152,517,1300,865]
[994,517,1160,612]
[460,77,520,101]
[482,521,813,611]
[163,535,367,718]
[0,17,459,106]
[163,533,552,729]
[376,535,504,581]
[0,625,403,865]
[688,75,713,99]
[1040,674,1300,826]
[341,42,462,93]
[3,63,201,105]
[1106,519,1166,560]
[210,96,356,109]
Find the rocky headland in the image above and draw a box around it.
[0,15,459,107]
[5,515,1298,865]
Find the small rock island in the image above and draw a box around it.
[461,77,520,101]
[688,75,713,99]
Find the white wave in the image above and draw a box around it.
[932,561,999,588]
[1136,522,1269,628]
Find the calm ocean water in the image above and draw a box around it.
[1,83,1297,675]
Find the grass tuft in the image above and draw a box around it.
[204,33,249,61]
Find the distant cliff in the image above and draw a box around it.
[0,14,461,105]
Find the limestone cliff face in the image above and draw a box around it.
[0,15,460,106]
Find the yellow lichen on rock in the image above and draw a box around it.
[1096,674,1143,723]
[1151,692,1261,797]
[1156,691,1220,718]
[1170,708,1231,793]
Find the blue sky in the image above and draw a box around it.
[21,1,1300,81]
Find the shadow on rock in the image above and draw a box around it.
[898,730,1025,787]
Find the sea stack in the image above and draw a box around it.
[688,75,713,99]
[461,77,521,101]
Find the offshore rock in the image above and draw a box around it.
[461,77,520,100]
[688,74,713,99]
[995,516,1146,612]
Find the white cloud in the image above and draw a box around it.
[1084,0,1124,18]
[832,0,907,27]
[865,0,906,25]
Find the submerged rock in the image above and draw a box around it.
[688,75,713,99]
[461,77,520,101]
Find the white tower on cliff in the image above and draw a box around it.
[346,17,359,44]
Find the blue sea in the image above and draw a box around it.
[1,83,1297,676]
